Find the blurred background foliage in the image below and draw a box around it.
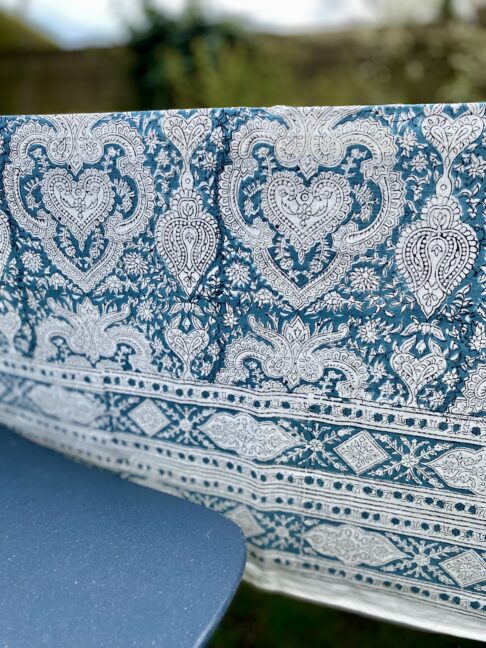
[3,0,486,113]
[127,0,486,109]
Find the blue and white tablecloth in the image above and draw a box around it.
[0,104,485,640]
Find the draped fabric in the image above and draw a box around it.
[0,105,485,640]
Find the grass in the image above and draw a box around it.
[209,583,483,648]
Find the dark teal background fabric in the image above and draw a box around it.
[0,105,484,639]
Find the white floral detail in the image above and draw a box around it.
[452,365,486,414]
[469,323,486,352]
[391,338,447,406]
[335,431,389,474]
[227,505,265,538]
[28,384,101,425]
[220,106,404,308]
[217,315,368,394]
[441,551,486,587]
[396,106,483,317]
[305,524,405,566]
[165,315,209,378]
[128,400,170,437]
[0,311,21,351]
[4,114,155,291]
[156,112,218,295]
[0,210,10,278]
[226,261,250,286]
[349,266,380,292]
[201,413,295,460]
[35,298,153,371]
[428,448,486,495]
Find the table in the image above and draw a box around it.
[0,428,246,647]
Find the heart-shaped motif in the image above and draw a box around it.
[393,353,443,394]
[391,340,447,406]
[165,317,209,378]
[41,167,114,244]
[156,190,218,296]
[5,115,154,292]
[422,113,483,161]
[163,113,213,163]
[262,170,351,256]
[396,204,478,317]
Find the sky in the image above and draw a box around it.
[0,0,480,49]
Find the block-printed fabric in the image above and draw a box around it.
[0,105,485,639]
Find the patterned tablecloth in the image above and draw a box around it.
[0,104,484,640]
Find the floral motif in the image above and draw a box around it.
[429,448,486,495]
[128,400,170,437]
[335,431,389,474]
[35,298,153,371]
[165,315,209,378]
[201,413,295,460]
[155,112,218,295]
[396,106,483,317]
[453,365,486,414]
[396,196,478,317]
[218,315,368,394]
[391,338,447,407]
[349,266,380,292]
[305,524,405,566]
[441,551,486,588]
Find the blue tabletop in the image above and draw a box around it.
[0,427,246,647]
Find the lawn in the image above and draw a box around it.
[210,583,483,648]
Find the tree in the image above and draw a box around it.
[128,0,247,109]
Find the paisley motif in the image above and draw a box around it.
[396,106,483,316]
[156,189,218,296]
[421,111,484,170]
[217,315,368,395]
[452,365,486,414]
[396,196,478,317]
[304,524,406,566]
[391,337,447,406]
[165,315,209,378]
[156,111,218,295]
[201,413,295,460]
[429,447,486,496]
[35,298,153,372]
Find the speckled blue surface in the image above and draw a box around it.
[0,427,246,647]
